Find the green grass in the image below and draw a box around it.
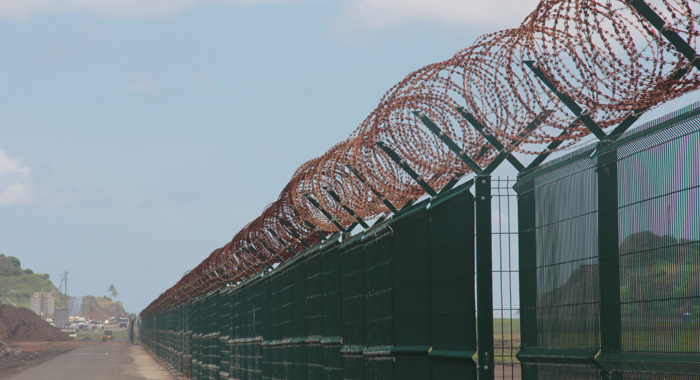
[494,318,521,364]
[0,273,63,309]
[622,326,700,352]
[472,318,522,364]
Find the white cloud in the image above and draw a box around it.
[331,0,541,37]
[125,74,157,94]
[1,0,541,26]
[0,149,33,206]
[0,0,288,20]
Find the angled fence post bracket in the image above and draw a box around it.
[376,141,438,197]
[323,186,370,229]
[304,193,349,233]
[346,164,399,213]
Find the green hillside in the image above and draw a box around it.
[0,254,64,309]
[620,231,700,318]
[537,231,699,319]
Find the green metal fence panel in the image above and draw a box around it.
[281,269,295,379]
[262,278,272,380]
[222,290,232,380]
[516,101,700,379]
[232,285,242,380]
[340,237,367,379]
[427,182,477,379]
[516,147,601,378]
[185,304,192,379]
[363,228,395,380]
[237,287,244,380]
[306,249,325,379]
[596,105,700,376]
[272,273,287,380]
[292,261,308,379]
[516,144,606,380]
[391,200,432,379]
[322,240,344,380]
[619,373,700,380]
[243,285,254,380]
[253,281,264,380]
[142,176,486,380]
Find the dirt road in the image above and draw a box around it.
[6,343,173,380]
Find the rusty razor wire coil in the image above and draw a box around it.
[141,0,700,317]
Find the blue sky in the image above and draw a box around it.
[1,0,699,314]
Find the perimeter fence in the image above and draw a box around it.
[139,0,700,377]
[515,102,700,380]
[142,101,700,380]
[142,181,481,379]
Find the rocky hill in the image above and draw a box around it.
[79,296,127,321]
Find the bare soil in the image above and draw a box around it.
[0,304,93,379]
[0,304,72,342]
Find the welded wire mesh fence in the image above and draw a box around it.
[142,103,700,380]
[141,0,700,318]
[492,178,521,379]
[515,101,700,379]
[142,182,479,380]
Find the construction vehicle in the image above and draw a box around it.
[102,330,114,343]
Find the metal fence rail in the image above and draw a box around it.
[515,101,700,379]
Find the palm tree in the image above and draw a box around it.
[108,284,119,300]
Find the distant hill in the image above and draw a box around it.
[619,231,699,318]
[0,255,129,318]
[0,255,64,309]
[81,296,127,321]
[536,231,699,319]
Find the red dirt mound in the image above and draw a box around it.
[0,305,72,342]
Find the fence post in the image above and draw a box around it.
[597,145,623,380]
[475,175,495,380]
[515,179,538,380]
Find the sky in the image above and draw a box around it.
[1,0,699,315]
